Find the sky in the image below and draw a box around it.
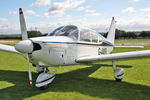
[0,0,150,34]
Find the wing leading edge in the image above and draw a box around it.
[76,50,150,63]
[0,44,21,54]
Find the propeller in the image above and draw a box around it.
[18,8,32,86]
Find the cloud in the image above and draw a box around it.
[77,6,101,17]
[140,7,150,12]
[144,14,150,19]
[86,12,101,16]
[47,0,85,17]
[0,24,20,34]
[32,0,51,7]
[122,7,135,13]
[0,18,8,23]
[133,0,140,2]
[9,11,17,15]
[85,9,96,13]
[78,6,90,11]
[1,16,150,34]
[78,6,85,11]
[85,9,101,16]
[117,16,150,31]
[36,14,41,17]
[25,10,36,15]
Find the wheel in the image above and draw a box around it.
[115,78,122,82]
[38,85,48,90]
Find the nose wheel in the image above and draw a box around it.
[38,84,48,90]
[115,78,122,82]
[35,67,56,90]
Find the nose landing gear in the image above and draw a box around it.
[35,67,56,90]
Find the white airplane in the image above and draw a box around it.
[0,8,150,89]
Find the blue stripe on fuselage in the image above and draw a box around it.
[42,41,113,46]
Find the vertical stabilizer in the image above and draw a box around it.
[107,17,116,44]
[19,8,28,40]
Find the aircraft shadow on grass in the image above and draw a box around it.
[0,64,150,100]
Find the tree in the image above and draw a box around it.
[140,31,150,37]
[115,29,126,39]
[126,32,137,38]
[99,29,137,39]
[27,30,42,38]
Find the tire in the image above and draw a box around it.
[38,85,48,90]
[115,78,122,82]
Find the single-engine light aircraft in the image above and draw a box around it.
[0,8,150,89]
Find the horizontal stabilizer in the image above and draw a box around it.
[114,46,144,48]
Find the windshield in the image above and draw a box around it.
[48,25,79,40]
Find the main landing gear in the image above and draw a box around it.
[35,66,56,90]
[112,61,124,82]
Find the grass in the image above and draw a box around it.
[0,43,150,100]
[115,39,150,44]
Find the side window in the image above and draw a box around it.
[80,29,90,42]
[91,33,98,43]
[98,37,102,43]
[68,29,78,40]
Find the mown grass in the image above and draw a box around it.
[115,39,150,44]
[0,43,150,100]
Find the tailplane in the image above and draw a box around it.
[107,17,116,44]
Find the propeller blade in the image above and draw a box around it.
[19,8,28,40]
[19,8,32,86]
[26,54,32,86]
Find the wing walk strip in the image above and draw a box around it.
[76,50,150,62]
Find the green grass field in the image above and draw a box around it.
[0,42,150,100]
[115,39,150,44]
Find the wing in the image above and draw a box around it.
[76,50,150,63]
[0,44,21,54]
[114,46,144,48]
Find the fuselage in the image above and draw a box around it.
[16,25,115,67]
[29,36,114,67]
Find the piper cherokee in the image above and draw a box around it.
[0,8,150,89]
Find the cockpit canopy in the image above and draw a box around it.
[48,25,103,43]
[48,25,78,40]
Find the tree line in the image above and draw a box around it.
[0,29,150,39]
[100,29,150,39]
[0,30,47,39]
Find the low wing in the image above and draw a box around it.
[114,46,144,48]
[0,44,21,54]
[76,50,150,63]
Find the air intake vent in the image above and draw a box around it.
[33,43,41,51]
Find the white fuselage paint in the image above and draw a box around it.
[29,36,113,67]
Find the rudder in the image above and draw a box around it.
[107,17,116,44]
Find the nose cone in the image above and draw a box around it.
[15,40,33,53]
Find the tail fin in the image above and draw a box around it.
[19,8,28,40]
[107,17,116,44]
